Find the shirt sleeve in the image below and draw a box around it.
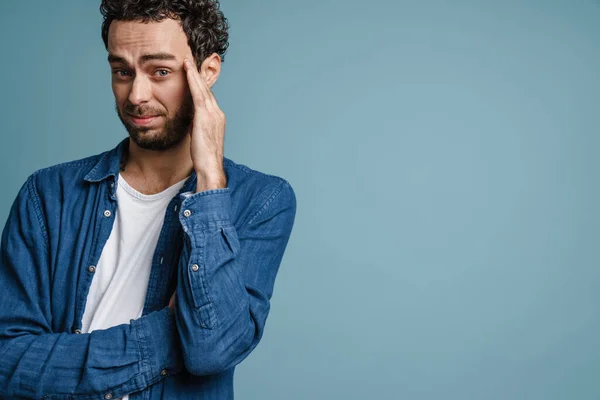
[174,178,297,376]
[0,175,182,400]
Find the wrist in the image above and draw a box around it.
[195,170,227,192]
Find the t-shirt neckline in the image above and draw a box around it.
[117,173,188,202]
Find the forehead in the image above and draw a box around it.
[107,18,190,59]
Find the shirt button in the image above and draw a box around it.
[104,210,112,218]
[191,264,199,272]
[88,265,96,273]
[74,329,82,334]
[183,209,192,217]
[104,393,112,400]
[160,368,168,377]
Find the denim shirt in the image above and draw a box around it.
[0,138,296,400]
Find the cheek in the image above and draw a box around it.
[112,83,129,105]
[156,80,188,113]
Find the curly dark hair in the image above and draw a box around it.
[100,0,229,66]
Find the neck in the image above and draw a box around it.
[120,136,194,194]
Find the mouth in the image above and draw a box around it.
[128,114,161,126]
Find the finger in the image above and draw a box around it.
[194,72,220,111]
[184,59,220,110]
[184,59,209,107]
[184,59,216,106]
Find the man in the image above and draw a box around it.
[0,0,296,399]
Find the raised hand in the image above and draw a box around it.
[184,58,227,192]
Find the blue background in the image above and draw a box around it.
[1,1,600,399]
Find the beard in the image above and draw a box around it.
[116,97,194,151]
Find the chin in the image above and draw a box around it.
[129,130,186,152]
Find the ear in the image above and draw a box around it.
[199,53,222,88]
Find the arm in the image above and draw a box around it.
[169,58,296,375]
[0,175,182,400]
[174,179,296,375]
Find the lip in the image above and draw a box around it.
[128,114,161,126]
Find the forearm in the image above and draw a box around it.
[0,176,182,399]
[173,181,296,376]
[0,308,181,399]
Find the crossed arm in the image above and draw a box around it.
[0,174,296,399]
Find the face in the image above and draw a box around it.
[108,19,194,151]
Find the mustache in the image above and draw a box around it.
[123,104,166,117]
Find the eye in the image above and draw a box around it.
[113,69,132,78]
[155,69,170,77]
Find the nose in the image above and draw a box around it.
[128,74,152,105]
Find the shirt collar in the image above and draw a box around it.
[83,137,128,183]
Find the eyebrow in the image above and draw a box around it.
[108,52,177,65]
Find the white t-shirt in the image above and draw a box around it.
[81,173,187,399]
